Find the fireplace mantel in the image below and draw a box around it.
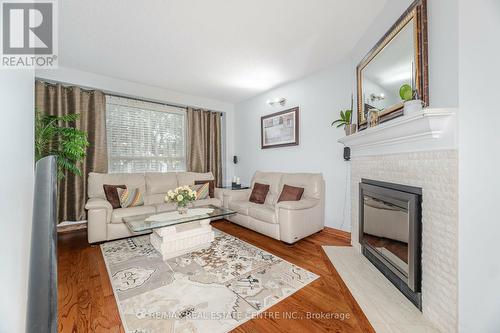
[338,108,457,157]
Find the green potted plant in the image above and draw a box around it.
[399,64,423,115]
[332,96,357,136]
[34,109,89,178]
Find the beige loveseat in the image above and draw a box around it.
[222,171,325,244]
[85,172,221,243]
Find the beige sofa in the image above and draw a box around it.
[222,171,325,244]
[85,171,221,243]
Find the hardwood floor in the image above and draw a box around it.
[57,221,375,333]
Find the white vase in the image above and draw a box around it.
[404,100,424,115]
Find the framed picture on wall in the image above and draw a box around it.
[261,107,299,149]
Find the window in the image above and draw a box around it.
[106,96,186,173]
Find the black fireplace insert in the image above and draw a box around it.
[359,179,422,309]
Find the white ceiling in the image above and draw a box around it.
[59,0,386,103]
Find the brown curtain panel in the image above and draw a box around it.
[35,80,107,222]
[186,108,222,187]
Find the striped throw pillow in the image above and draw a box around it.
[117,187,144,208]
[191,183,209,200]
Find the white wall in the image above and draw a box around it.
[0,70,35,332]
[36,67,236,185]
[458,0,500,331]
[234,58,352,230]
[427,0,459,108]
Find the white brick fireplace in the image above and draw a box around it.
[339,108,458,333]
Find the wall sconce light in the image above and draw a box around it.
[267,97,286,107]
[370,93,385,102]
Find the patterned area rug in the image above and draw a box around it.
[101,230,318,333]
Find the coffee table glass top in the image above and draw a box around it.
[123,205,236,232]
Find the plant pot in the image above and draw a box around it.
[344,124,357,136]
[404,100,424,115]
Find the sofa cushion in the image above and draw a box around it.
[229,200,251,215]
[279,173,323,200]
[278,184,304,202]
[177,172,214,187]
[110,205,155,223]
[88,172,145,199]
[154,202,177,213]
[195,179,215,198]
[103,184,126,209]
[192,198,222,208]
[249,183,270,204]
[248,205,277,224]
[251,171,282,205]
[144,193,167,206]
[117,187,144,208]
[191,182,210,200]
[145,172,178,195]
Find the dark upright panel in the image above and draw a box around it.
[26,156,57,333]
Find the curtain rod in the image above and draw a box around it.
[35,78,224,116]
[105,92,188,111]
[106,93,224,117]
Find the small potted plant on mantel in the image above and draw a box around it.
[399,63,424,115]
[399,84,423,115]
[332,96,357,136]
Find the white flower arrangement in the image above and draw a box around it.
[165,185,196,208]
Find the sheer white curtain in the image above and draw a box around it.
[106,95,187,173]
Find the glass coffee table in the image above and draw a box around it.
[123,205,235,260]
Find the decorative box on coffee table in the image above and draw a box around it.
[123,205,236,260]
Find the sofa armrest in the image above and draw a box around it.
[222,188,251,208]
[276,198,324,244]
[214,188,225,202]
[275,198,319,210]
[85,198,112,211]
[86,198,113,243]
[223,188,251,201]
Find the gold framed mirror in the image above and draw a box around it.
[357,0,428,130]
